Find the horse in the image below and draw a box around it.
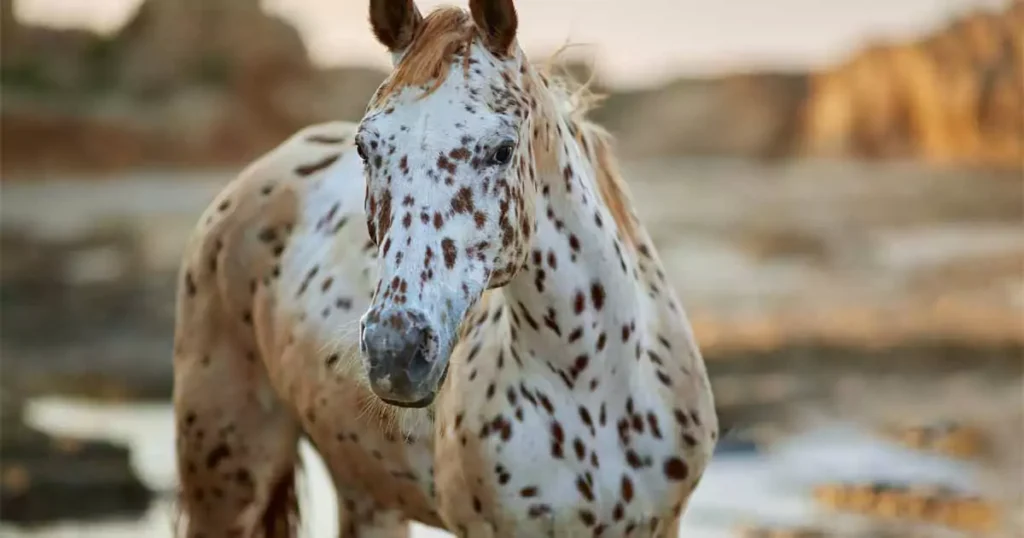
[172,1,717,536]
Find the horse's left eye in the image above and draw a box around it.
[489,141,515,166]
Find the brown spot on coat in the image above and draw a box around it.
[442,238,457,269]
[295,154,341,177]
[663,457,689,480]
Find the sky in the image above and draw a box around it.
[12,0,1011,88]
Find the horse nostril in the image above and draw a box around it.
[360,307,441,405]
[406,327,434,381]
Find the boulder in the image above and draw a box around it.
[0,390,154,526]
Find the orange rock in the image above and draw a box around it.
[802,1,1022,168]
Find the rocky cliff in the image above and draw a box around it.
[800,2,1023,167]
[1,0,1020,176]
[0,0,386,175]
[594,1,1022,167]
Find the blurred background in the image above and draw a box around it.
[0,0,1021,536]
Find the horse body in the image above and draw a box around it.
[173,2,717,537]
[173,122,437,536]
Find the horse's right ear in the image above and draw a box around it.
[369,0,423,58]
[468,0,518,57]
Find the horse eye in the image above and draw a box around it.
[355,141,368,162]
[490,142,515,166]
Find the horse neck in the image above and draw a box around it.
[499,79,647,386]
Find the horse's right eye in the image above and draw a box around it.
[489,141,516,166]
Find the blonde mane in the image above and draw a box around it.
[534,47,642,249]
[537,42,608,120]
[373,7,475,104]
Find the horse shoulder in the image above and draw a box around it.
[174,122,363,349]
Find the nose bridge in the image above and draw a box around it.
[368,134,481,327]
[369,266,415,318]
[368,304,426,336]
[374,205,452,305]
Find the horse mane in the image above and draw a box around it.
[534,47,642,249]
[537,42,608,120]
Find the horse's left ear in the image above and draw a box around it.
[468,0,518,57]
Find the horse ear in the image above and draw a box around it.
[369,0,424,56]
[468,0,518,56]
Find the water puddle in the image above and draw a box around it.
[1,397,986,537]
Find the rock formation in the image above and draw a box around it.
[0,0,111,94]
[113,0,310,94]
[0,389,154,526]
[801,1,1023,168]
[0,0,386,175]
[0,0,1019,175]
[592,72,809,160]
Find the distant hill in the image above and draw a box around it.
[1,0,1020,177]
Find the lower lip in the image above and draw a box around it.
[378,364,450,408]
[380,395,434,408]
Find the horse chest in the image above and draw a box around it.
[302,385,442,523]
[460,392,690,535]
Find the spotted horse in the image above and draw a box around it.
[171,0,718,536]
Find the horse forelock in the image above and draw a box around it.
[372,7,475,104]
